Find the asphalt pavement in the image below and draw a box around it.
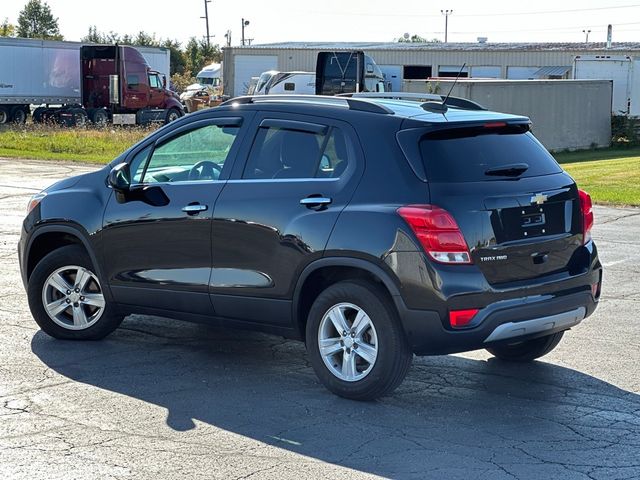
[0,158,639,480]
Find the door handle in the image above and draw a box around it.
[300,196,332,209]
[182,204,208,214]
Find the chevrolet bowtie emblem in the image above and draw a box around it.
[530,193,548,205]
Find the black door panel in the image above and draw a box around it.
[210,113,364,322]
[102,183,218,314]
[102,115,249,315]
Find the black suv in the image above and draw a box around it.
[19,94,602,400]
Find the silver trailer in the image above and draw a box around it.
[0,37,171,124]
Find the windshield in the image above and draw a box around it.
[255,72,274,94]
[197,77,220,87]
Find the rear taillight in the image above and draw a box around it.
[397,204,472,264]
[578,189,593,244]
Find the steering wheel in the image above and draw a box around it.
[188,161,222,181]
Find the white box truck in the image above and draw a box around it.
[0,37,180,125]
[573,54,640,116]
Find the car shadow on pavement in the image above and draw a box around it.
[31,315,640,479]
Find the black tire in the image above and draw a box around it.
[306,280,413,400]
[32,107,46,123]
[0,106,8,124]
[165,107,181,124]
[69,108,88,127]
[486,331,565,362]
[90,108,109,126]
[10,107,27,124]
[27,245,123,340]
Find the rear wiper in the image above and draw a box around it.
[485,163,529,177]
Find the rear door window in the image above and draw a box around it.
[420,127,562,182]
[242,124,351,179]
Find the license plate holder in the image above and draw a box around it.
[521,212,545,228]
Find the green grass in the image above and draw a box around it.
[555,147,640,206]
[0,125,154,163]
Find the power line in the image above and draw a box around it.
[443,21,640,35]
[300,4,640,19]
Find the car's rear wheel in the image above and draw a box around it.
[27,245,123,340]
[486,331,565,362]
[306,280,412,400]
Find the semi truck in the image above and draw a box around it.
[0,37,183,126]
[573,55,640,116]
[252,51,386,96]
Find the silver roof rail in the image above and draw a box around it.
[340,91,487,111]
[220,94,394,114]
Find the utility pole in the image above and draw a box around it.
[202,0,212,48]
[241,18,250,46]
[441,9,453,43]
[582,29,591,43]
[224,30,231,47]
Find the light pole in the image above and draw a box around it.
[441,9,453,43]
[241,18,250,46]
[201,0,212,48]
[582,29,591,43]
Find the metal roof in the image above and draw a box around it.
[230,41,640,52]
[533,66,572,77]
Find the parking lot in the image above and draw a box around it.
[0,157,639,480]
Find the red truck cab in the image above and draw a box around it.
[81,45,183,124]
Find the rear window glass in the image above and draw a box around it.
[420,127,562,182]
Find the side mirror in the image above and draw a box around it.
[162,75,167,89]
[108,162,131,192]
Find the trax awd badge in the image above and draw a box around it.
[480,255,508,262]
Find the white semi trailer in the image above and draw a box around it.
[0,37,175,125]
[573,55,640,116]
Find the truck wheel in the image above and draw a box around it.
[306,280,413,400]
[486,331,565,362]
[32,107,46,123]
[0,107,8,124]
[27,245,123,340]
[165,108,181,124]
[91,109,109,126]
[70,108,88,127]
[10,107,27,124]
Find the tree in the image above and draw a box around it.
[81,25,103,43]
[0,18,16,37]
[16,0,62,40]
[184,37,221,75]
[162,39,186,76]
[397,34,441,43]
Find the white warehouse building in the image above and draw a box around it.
[222,41,640,97]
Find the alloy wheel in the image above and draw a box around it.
[318,302,378,382]
[41,265,106,330]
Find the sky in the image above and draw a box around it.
[3,0,640,46]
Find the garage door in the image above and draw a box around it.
[233,55,278,97]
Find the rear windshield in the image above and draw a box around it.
[419,126,562,182]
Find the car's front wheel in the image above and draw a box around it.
[27,245,123,340]
[486,331,565,362]
[306,280,413,400]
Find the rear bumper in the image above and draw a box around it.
[398,289,599,356]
